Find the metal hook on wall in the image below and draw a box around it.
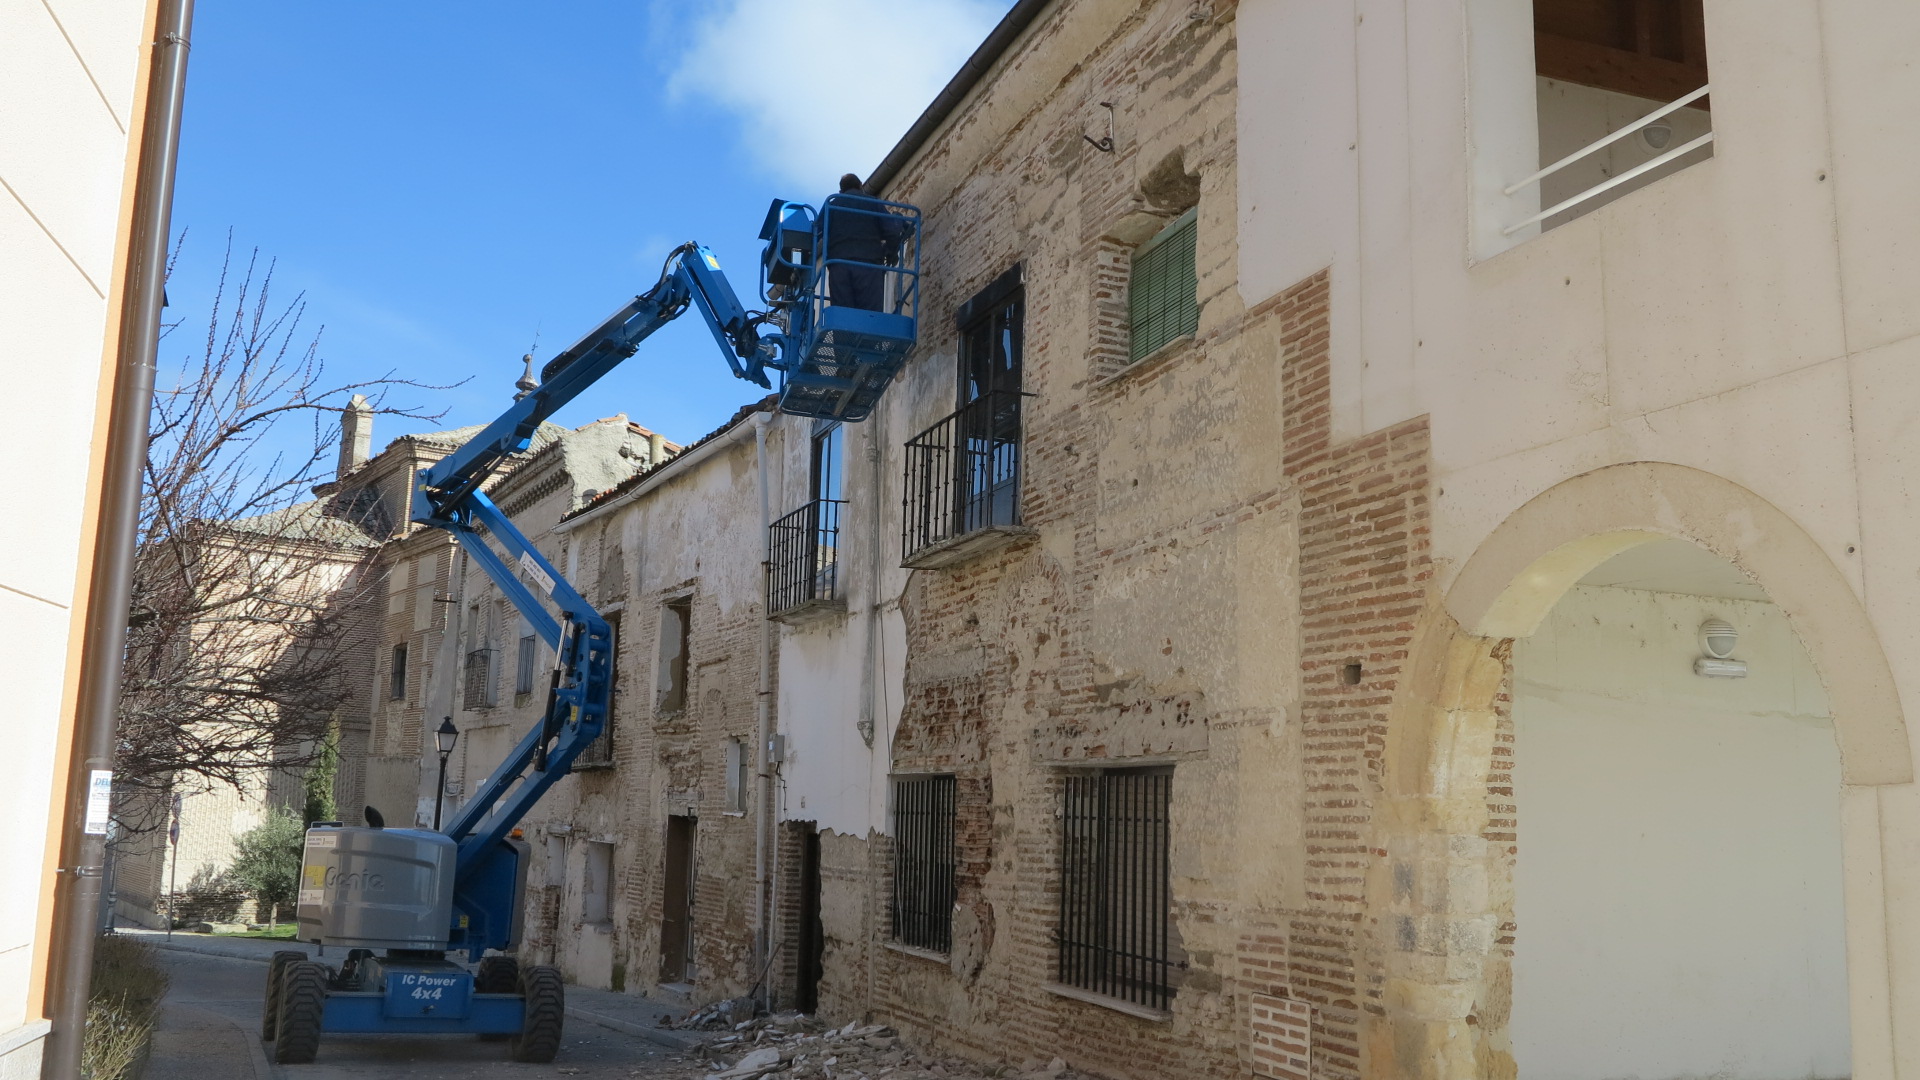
[1083,101,1115,153]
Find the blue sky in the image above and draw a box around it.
[163,0,1012,451]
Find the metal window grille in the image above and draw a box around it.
[463,648,495,710]
[901,389,1024,561]
[891,775,957,953]
[767,499,844,617]
[1057,766,1174,1010]
[1129,209,1198,363]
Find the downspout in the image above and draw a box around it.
[752,412,775,1004]
[859,409,887,1017]
[44,2,193,1077]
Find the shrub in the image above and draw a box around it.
[85,935,168,1080]
[166,864,247,927]
[228,807,305,923]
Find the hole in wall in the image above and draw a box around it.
[1341,663,1363,685]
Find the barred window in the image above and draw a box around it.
[1058,766,1174,1011]
[891,775,956,953]
[1128,208,1198,363]
[388,643,408,701]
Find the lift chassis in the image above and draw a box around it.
[261,192,920,1064]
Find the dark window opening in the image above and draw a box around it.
[891,775,957,954]
[1527,0,1711,232]
[1058,766,1175,1011]
[657,598,691,713]
[389,643,408,701]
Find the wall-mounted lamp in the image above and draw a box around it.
[1695,617,1748,678]
[1643,123,1674,151]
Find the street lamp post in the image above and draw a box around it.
[434,716,459,831]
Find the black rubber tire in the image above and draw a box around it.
[474,956,521,1040]
[261,950,307,1041]
[508,964,564,1063]
[475,955,520,993]
[273,961,328,1064]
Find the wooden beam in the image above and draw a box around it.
[1535,31,1710,106]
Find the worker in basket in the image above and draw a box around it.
[825,172,912,312]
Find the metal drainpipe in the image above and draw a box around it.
[859,409,887,1017]
[43,3,193,1076]
[752,413,774,1003]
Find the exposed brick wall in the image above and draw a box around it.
[1274,270,1432,1080]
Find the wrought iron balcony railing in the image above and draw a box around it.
[901,389,1027,568]
[767,498,845,620]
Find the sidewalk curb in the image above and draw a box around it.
[565,1006,712,1052]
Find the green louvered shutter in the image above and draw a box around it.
[1128,208,1198,363]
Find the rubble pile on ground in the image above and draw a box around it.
[670,1011,1088,1080]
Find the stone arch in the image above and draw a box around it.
[1364,460,1911,1080]
[1446,460,1908,785]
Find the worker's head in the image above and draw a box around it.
[839,173,863,193]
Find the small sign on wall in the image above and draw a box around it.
[1251,993,1312,1080]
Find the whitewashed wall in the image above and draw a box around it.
[0,0,149,1066]
[1512,585,1848,1080]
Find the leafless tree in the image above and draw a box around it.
[115,237,452,806]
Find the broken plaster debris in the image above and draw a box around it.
[660,1009,1084,1080]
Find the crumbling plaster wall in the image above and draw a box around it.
[519,426,778,999]
[783,2,1347,1076]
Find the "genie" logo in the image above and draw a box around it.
[323,866,385,893]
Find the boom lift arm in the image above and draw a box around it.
[409,191,921,956]
[411,244,773,949]
[275,195,919,1068]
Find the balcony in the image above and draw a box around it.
[901,389,1033,569]
[767,498,846,624]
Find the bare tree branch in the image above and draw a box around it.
[117,235,464,805]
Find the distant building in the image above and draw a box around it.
[115,391,678,935]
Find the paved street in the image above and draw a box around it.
[146,944,704,1080]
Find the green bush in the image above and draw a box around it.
[228,807,305,923]
[85,935,168,1080]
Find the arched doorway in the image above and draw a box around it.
[1366,462,1909,1080]
[1508,538,1848,1078]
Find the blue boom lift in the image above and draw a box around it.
[261,192,920,1064]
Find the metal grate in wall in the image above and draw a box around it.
[891,774,957,953]
[1057,766,1174,1011]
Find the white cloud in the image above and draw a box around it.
[671,0,1011,193]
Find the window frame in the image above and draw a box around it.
[388,642,408,701]
[656,597,692,714]
[890,773,958,954]
[1127,208,1199,364]
[1056,764,1176,1012]
[515,632,538,698]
